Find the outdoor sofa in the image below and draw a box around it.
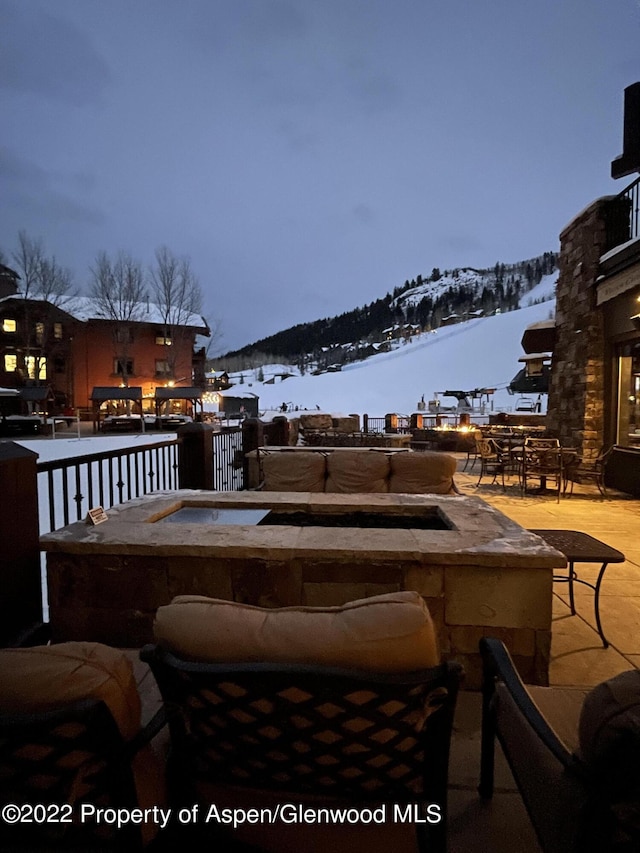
[253,447,459,495]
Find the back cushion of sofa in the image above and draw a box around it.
[261,451,327,491]
[389,451,457,494]
[154,590,440,671]
[325,450,390,492]
[299,413,333,431]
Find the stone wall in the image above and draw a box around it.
[547,196,627,459]
[42,490,564,689]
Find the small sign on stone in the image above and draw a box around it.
[86,506,109,525]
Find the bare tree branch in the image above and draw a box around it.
[149,246,204,377]
[90,250,147,385]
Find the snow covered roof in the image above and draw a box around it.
[155,386,203,400]
[217,389,259,400]
[3,293,209,333]
[90,386,143,402]
[64,296,208,331]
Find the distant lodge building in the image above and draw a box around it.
[0,270,210,417]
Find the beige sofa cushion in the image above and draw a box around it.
[153,591,440,671]
[325,449,390,492]
[332,415,360,433]
[299,413,333,431]
[389,450,457,494]
[261,450,327,491]
[0,642,140,741]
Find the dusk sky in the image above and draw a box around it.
[2,0,639,353]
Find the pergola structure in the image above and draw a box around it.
[154,386,203,419]
[90,386,144,432]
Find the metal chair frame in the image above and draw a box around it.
[0,698,166,850]
[563,446,612,497]
[478,637,623,853]
[521,439,563,502]
[141,645,462,853]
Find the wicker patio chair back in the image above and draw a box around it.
[141,645,462,852]
[0,699,141,850]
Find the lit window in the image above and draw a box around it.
[616,342,640,448]
[26,356,46,380]
[4,354,17,372]
[2,318,16,333]
[54,323,63,340]
[156,335,172,346]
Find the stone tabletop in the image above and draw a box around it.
[40,489,566,570]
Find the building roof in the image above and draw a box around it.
[1,293,209,335]
[521,320,556,354]
[19,387,54,401]
[64,296,209,332]
[154,386,203,400]
[217,390,259,400]
[90,386,143,402]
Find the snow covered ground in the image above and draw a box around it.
[254,274,556,415]
[8,275,555,618]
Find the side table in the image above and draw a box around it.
[528,529,625,648]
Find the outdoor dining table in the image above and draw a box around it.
[529,529,625,647]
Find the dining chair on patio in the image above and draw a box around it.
[460,431,481,472]
[521,438,563,502]
[563,445,612,497]
[141,592,463,853]
[475,438,513,491]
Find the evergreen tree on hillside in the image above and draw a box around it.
[217,251,558,369]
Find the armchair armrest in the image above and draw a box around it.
[479,638,594,853]
[479,637,579,788]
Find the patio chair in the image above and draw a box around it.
[521,438,563,502]
[141,592,463,853]
[563,445,612,497]
[478,637,640,853]
[461,432,481,472]
[0,642,167,851]
[475,438,511,491]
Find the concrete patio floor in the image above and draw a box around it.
[129,462,638,853]
[454,454,640,688]
[446,454,640,852]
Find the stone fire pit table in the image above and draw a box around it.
[40,490,565,687]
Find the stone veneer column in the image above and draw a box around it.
[547,196,627,459]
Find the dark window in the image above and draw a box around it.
[113,358,134,376]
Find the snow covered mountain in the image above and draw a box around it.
[227,273,557,416]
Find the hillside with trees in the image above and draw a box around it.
[217,252,557,373]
